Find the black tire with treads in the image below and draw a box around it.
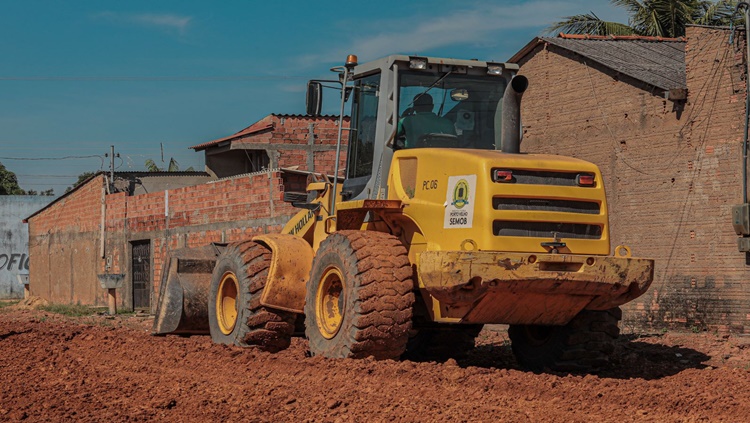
[404,322,484,362]
[208,241,295,352]
[304,231,414,360]
[508,307,621,373]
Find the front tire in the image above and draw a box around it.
[208,241,296,352]
[304,231,414,360]
[508,308,621,373]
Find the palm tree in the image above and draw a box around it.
[547,0,739,38]
[145,158,194,172]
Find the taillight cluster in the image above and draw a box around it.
[491,169,597,187]
[492,169,513,182]
[576,173,596,187]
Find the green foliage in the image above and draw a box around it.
[145,158,194,172]
[38,303,97,317]
[65,171,96,193]
[547,0,741,38]
[145,158,161,172]
[547,12,635,36]
[25,189,54,196]
[0,162,25,195]
[0,300,20,310]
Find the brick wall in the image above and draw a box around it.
[28,169,304,310]
[215,114,348,178]
[518,27,750,332]
[29,113,352,311]
[28,175,106,305]
[102,171,299,310]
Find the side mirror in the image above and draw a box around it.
[306,81,323,116]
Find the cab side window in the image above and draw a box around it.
[347,74,380,179]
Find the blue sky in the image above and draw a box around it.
[1,1,627,193]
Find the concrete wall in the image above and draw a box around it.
[0,196,53,299]
[518,26,750,332]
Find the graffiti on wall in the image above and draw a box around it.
[0,253,30,272]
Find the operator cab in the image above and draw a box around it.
[395,70,507,151]
[307,55,520,202]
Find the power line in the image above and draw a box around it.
[0,75,307,82]
[16,174,81,178]
[0,155,102,160]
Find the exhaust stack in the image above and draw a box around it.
[500,75,529,154]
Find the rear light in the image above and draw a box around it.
[493,169,513,183]
[576,173,596,187]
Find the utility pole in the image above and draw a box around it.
[104,145,120,192]
[110,145,115,182]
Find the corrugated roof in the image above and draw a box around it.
[510,34,686,92]
[271,114,341,119]
[113,171,209,177]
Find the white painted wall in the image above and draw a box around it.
[0,196,53,299]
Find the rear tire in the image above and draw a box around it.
[304,231,414,360]
[508,307,621,373]
[404,322,483,362]
[208,241,295,352]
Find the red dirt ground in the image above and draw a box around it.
[1,305,749,422]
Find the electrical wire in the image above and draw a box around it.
[16,174,81,178]
[0,75,308,81]
[657,38,732,287]
[583,60,656,175]
[0,155,102,160]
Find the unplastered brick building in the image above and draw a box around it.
[512,26,749,332]
[26,114,347,311]
[191,114,347,178]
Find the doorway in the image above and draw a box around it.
[131,240,151,310]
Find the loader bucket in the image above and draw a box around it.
[151,245,224,335]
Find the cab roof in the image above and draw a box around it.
[351,55,519,78]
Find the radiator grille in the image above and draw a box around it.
[493,198,600,214]
[494,169,580,186]
[493,221,603,239]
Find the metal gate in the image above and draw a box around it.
[132,240,151,309]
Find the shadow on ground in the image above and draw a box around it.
[415,333,712,380]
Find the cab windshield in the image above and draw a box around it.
[398,72,507,150]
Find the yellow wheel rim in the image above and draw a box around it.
[315,266,345,339]
[216,271,239,335]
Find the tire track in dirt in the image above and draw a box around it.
[1,308,749,422]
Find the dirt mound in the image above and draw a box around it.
[1,308,749,422]
[11,296,48,309]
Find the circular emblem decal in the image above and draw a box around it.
[452,179,470,209]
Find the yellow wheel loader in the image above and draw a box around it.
[153,54,653,372]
